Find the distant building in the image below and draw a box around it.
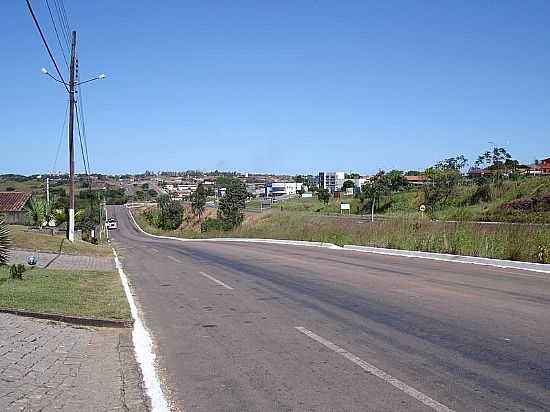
[265,182,304,197]
[318,172,345,193]
[405,175,430,186]
[246,183,264,198]
[162,182,198,199]
[529,157,550,175]
[0,192,32,224]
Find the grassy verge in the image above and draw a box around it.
[134,208,550,264]
[0,266,130,320]
[8,225,111,257]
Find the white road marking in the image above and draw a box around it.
[295,326,454,412]
[112,247,170,412]
[166,255,181,263]
[199,271,234,290]
[150,248,159,253]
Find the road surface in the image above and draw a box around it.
[109,205,550,411]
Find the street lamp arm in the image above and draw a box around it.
[77,74,107,85]
[44,71,68,85]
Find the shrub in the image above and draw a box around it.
[201,218,230,232]
[535,244,549,264]
[159,200,184,230]
[218,180,247,229]
[0,215,10,265]
[10,264,26,280]
[469,183,492,204]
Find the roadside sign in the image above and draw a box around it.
[341,203,351,215]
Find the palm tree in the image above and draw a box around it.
[26,197,46,227]
[0,215,10,265]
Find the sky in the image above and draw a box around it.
[1,1,549,175]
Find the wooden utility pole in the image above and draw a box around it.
[67,31,77,242]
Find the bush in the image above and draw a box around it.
[218,180,247,229]
[0,215,10,265]
[201,218,230,232]
[159,200,184,230]
[10,264,26,280]
[469,183,492,204]
[144,197,184,230]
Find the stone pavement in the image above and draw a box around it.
[9,249,115,272]
[0,313,149,411]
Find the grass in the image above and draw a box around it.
[263,177,550,224]
[134,208,550,264]
[0,266,130,320]
[8,225,112,257]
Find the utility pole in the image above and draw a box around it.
[67,31,77,242]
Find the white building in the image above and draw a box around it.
[265,182,304,197]
[318,172,345,193]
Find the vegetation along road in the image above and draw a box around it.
[110,205,550,411]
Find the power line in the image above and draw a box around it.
[56,0,72,48]
[51,99,70,173]
[75,104,89,175]
[75,60,92,176]
[25,0,68,92]
[44,0,69,69]
[52,0,71,50]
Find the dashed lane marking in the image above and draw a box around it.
[295,326,454,412]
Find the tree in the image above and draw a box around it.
[341,180,355,190]
[160,199,183,230]
[475,147,512,182]
[381,170,406,192]
[0,215,10,265]
[361,179,389,222]
[191,184,207,221]
[317,188,330,204]
[422,155,468,206]
[218,180,248,229]
[294,175,305,183]
[345,173,360,179]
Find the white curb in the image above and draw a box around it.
[126,207,342,250]
[112,247,171,411]
[127,207,550,275]
[343,245,550,274]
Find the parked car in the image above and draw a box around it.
[106,218,118,230]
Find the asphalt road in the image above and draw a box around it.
[109,205,550,412]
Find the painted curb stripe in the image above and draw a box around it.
[113,248,171,412]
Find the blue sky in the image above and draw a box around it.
[2,1,549,175]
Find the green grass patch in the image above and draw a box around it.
[8,225,111,257]
[0,266,130,320]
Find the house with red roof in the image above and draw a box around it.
[0,192,32,224]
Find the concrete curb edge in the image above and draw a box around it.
[127,207,550,274]
[0,307,133,328]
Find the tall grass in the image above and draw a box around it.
[135,209,550,264]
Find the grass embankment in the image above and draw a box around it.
[0,266,130,320]
[8,225,111,257]
[134,208,550,264]
[375,177,550,223]
[266,177,550,224]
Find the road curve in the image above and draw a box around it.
[109,205,550,412]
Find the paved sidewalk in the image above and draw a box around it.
[0,313,149,411]
[8,249,115,271]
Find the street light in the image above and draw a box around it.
[40,67,107,86]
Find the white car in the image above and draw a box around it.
[106,218,118,230]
